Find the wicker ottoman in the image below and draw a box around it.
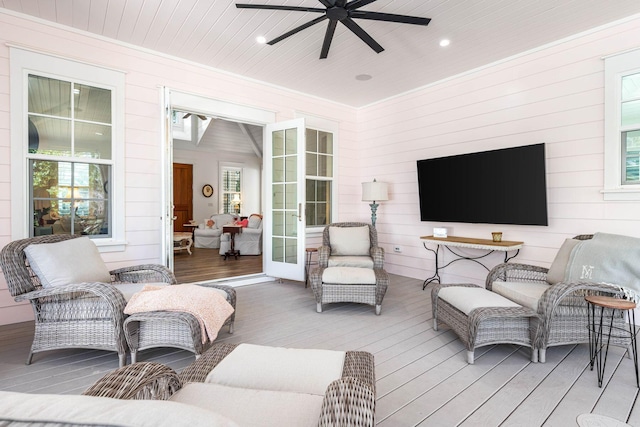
[124,284,236,363]
[310,266,389,315]
[431,283,539,364]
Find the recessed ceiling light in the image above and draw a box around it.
[355,74,372,81]
[256,36,267,44]
[439,39,450,47]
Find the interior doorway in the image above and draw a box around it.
[173,163,193,232]
[168,109,268,283]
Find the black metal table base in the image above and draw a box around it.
[587,303,639,388]
[421,242,520,290]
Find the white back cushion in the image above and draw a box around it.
[24,237,111,288]
[329,226,370,256]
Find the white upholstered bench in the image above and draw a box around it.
[431,283,539,364]
[310,266,389,315]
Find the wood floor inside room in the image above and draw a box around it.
[172,247,263,283]
[1,275,639,426]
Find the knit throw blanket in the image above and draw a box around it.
[566,232,640,300]
[124,284,234,343]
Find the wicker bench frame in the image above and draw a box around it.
[84,343,376,426]
[123,285,236,363]
[431,283,539,364]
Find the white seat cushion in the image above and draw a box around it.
[491,281,551,310]
[24,237,111,288]
[329,226,370,256]
[113,282,170,301]
[328,255,374,268]
[438,286,521,315]
[205,343,344,396]
[322,267,377,285]
[171,383,323,427]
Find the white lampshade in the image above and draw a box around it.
[362,180,388,202]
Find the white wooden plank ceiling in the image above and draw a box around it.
[2,0,640,107]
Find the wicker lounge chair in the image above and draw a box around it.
[1,234,237,368]
[486,234,630,362]
[310,222,389,314]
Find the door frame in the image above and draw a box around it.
[161,88,276,271]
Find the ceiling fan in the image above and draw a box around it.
[236,0,430,59]
[183,113,208,120]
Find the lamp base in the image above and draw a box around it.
[369,202,379,227]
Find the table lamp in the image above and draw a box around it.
[362,179,388,227]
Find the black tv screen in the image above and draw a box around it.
[417,143,548,226]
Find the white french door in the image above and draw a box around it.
[264,118,306,281]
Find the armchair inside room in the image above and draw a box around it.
[219,214,263,255]
[193,213,239,249]
[0,234,177,367]
[486,233,633,362]
[317,222,384,270]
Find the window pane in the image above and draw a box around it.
[306,153,317,176]
[306,180,316,202]
[319,132,333,154]
[272,157,284,183]
[317,180,330,202]
[28,75,71,117]
[622,73,640,102]
[318,154,333,177]
[273,211,285,236]
[285,238,297,263]
[273,130,284,156]
[305,202,316,225]
[75,122,112,159]
[306,129,317,152]
[28,115,71,155]
[74,84,112,123]
[285,156,296,182]
[285,129,297,155]
[623,130,640,184]
[315,203,328,226]
[272,237,284,262]
[622,100,640,127]
[285,183,297,209]
[273,184,284,209]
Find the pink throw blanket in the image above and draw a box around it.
[124,284,234,344]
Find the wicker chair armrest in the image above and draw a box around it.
[179,343,239,384]
[343,351,375,392]
[318,377,376,427]
[110,264,177,285]
[14,282,126,311]
[486,263,549,290]
[83,362,181,400]
[370,246,384,269]
[318,245,330,268]
[538,281,623,315]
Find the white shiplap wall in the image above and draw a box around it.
[0,12,358,325]
[357,16,640,285]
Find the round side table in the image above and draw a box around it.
[585,295,638,388]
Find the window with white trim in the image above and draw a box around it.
[603,49,640,200]
[305,128,333,227]
[10,49,125,248]
[221,166,242,214]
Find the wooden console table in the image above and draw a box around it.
[420,235,524,290]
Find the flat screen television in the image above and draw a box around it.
[417,143,548,226]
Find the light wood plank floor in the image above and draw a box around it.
[173,247,263,283]
[0,275,638,426]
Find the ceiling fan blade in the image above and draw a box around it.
[350,10,431,26]
[341,17,384,54]
[183,113,191,119]
[345,0,377,10]
[320,20,338,59]
[336,0,348,7]
[197,115,207,121]
[317,0,336,7]
[236,4,325,13]
[267,15,328,45]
